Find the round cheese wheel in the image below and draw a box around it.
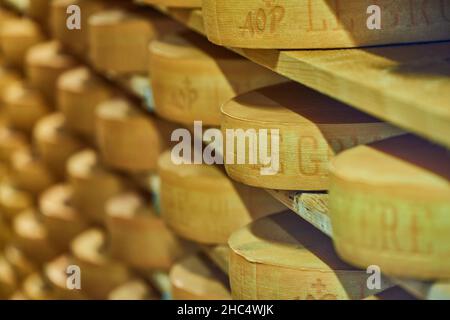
[0,183,33,221]
[26,41,78,105]
[43,255,87,300]
[140,0,201,7]
[106,191,193,271]
[70,228,132,299]
[108,279,158,300]
[22,273,56,300]
[0,18,44,67]
[57,67,114,140]
[3,244,36,282]
[149,31,285,126]
[222,82,404,190]
[10,147,56,195]
[170,254,231,300]
[203,0,450,49]
[88,9,179,74]
[12,209,59,264]
[67,149,128,223]
[158,151,285,244]
[0,126,28,163]
[0,255,17,299]
[39,184,89,251]
[50,0,111,56]
[229,211,391,300]
[27,0,51,26]
[329,134,450,280]
[3,82,51,134]
[96,98,171,172]
[33,113,84,179]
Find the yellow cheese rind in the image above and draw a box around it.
[203,0,450,49]
[158,151,285,244]
[222,82,404,190]
[229,212,392,300]
[149,31,285,126]
[141,0,201,8]
[329,134,450,280]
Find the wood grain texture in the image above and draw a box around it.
[203,0,450,48]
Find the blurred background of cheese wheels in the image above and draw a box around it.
[27,0,51,27]
[22,272,56,300]
[0,183,32,222]
[0,215,12,249]
[108,279,158,300]
[10,147,56,196]
[88,8,181,75]
[0,66,21,104]
[0,254,17,298]
[96,98,171,172]
[329,134,450,280]
[33,113,84,179]
[170,254,231,300]
[0,19,44,68]
[3,244,36,282]
[106,191,192,271]
[229,211,392,300]
[149,30,285,126]
[140,0,201,8]
[12,209,59,264]
[39,184,89,251]
[158,151,285,244]
[25,41,78,105]
[221,82,404,191]
[57,67,114,142]
[43,255,87,300]
[3,82,50,135]
[70,228,132,299]
[67,149,128,223]
[0,126,28,163]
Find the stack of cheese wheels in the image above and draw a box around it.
[221,82,404,190]
[22,273,56,300]
[3,245,36,282]
[33,113,84,179]
[96,98,172,172]
[170,254,231,300]
[0,255,17,298]
[158,151,285,244]
[0,127,28,163]
[202,0,450,49]
[44,255,87,300]
[57,67,114,141]
[88,9,180,74]
[108,279,158,300]
[0,19,44,67]
[106,191,192,271]
[141,0,201,7]
[50,0,111,56]
[12,209,59,264]
[25,41,78,105]
[0,183,32,222]
[329,134,450,280]
[67,149,128,223]
[149,31,285,126]
[71,228,132,299]
[39,184,89,251]
[10,147,56,195]
[0,66,21,103]
[3,82,50,134]
[229,211,391,299]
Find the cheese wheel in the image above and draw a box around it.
[158,151,285,244]
[10,147,56,195]
[26,41,78,105]
[229,212,392,300]
[33,113,84,179]
[170,254,231,300]
[0,126,28,163]
[203,0,450,49]
[43,255,87,300]
[57,67,114,140]
[96,98,171,172]
[140,0,201,7]
[50,0,111,56]
[106,191,193,270]
[0,255,17,299]
[329,134,450,280]
[149,31,285,126]
[12,209,59,264]
[0,183,32,221]
[108,279,158,300]
[3,245,36,281]
[22,273,56,300]
[39,184,89,251]
[88,9,180,74]
[3,82,50,134]
[67,149,128,223]
[27,0,51,26]
[0,19,44,67]
[70,228,132,299]
[222,82,404,190]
